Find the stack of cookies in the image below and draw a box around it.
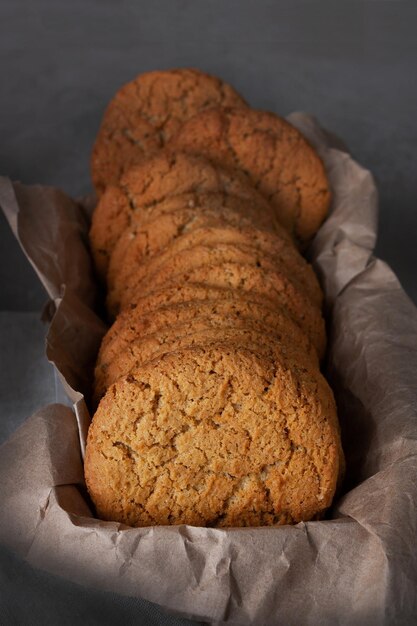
[85,69,344,528]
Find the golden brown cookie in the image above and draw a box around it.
[110,239,318,318]
[91,69,247,195]
[107,191,289,295]
[98,294,318,372]
[89,151,281,279]
[93,299,319,401]
[168,106,331,242]
[133,189,282,236]
[111,282,307,324]
[109,222,322,314]
[85,345,343,527]
[131,261,326,360]
[93,325,314,404]
[118,244,325,358]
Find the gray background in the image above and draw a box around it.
[0,1,416,624]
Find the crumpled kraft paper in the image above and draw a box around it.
[0,114,416,625]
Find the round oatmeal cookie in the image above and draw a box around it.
[112,241,316,312]
[168,106,331,242]
[93,325,316,404]
[89,151,281,280]
[132,261,326,360]
[85,345,343,527]
[97,295,318,373]
[94,301,319,401]
[110,239,318,317]
[91,68,247,195]
[115,244,324,349]
[131,189,283,236]
[107,192,290,294]
[109,222,322,313]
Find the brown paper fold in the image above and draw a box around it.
[0,114,416,624]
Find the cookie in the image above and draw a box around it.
[135,189,283,236]
[168,106,331,242]
[107,191,289,294]
[94,300,319,401]
[91,68,247,195]
[98,295,318,372]
[118,245,325,356]
[110,239,318,317]
[85,345,343,527]
[110,282,309,325]
[109,222,322,313]
[93,324,315,403]
[89,151,281,279]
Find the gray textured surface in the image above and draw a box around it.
[0,1,416,624]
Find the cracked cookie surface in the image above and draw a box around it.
[89,151,280,280]
[85,345,342,527]
[111,239,321,319]
[168,106,331,242]
[108,221,322,316]
[98,294,319,373]
[91,68,247,195]
[106,192,291,294]
[127,255,326,359]
[94,326,313,404]
[94,300,319,401]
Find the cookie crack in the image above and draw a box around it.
[112,440,137,463]
[224,111,248,178]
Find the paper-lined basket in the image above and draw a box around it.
[0,114,416,625]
